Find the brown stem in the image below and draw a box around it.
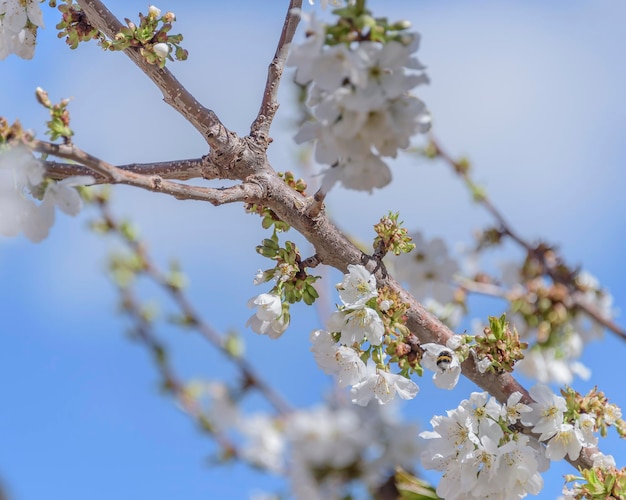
[250,0,303,145]
[45,157,209,182]
[76,0,234,150]
[33,140,263,205]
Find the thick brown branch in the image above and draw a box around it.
[258,171,595,471]
[45,157,207,182]
[250,0,303,144]
[76,0,234,150]
[33,140,263,206]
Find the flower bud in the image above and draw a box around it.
[153,42,170,59]
[148,5,161,19]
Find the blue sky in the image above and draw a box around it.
[1,1,626,498]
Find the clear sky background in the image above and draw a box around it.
[1,0,625,498]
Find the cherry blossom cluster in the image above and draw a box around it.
[247,237,319,339]
[392,231,462,327]
[308,264,419,405]
[288,7,431,192]
[420,390,548,499]
[0,145,92,241]
[237,398,421,498]
[420,384,623,499]
[500,262,616,385]
[0,0,44,60]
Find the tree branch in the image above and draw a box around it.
[44,157,208,182]
[76,0,235,151]
[250,0,303,144]
[120,286,240,458]
[430,136,626,343]
[33,140,263,206]
[97,198,293,416]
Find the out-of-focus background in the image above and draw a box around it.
[1,1,625,498]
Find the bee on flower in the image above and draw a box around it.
[421,341,462,389]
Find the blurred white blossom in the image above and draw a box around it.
[393,232,459,304]
[0,0,44,60]
[0,146,91,242]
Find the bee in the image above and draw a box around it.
[436,350,453,371]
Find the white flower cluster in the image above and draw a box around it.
[420,391,546,500]
[310,264,419,406]
[288,12,431,192]
[239,402,420,499]
[0,0,44,60]
[522,385,598,462]
[393,232,460,305]
[421,385,604,499]
[501,263,615,385]
[516,335,591,386]
[0,146,92,242]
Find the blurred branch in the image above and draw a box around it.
[118,285,239,459]
[96,196,292,416]
[429,136,626,343]
[250,0,303,144]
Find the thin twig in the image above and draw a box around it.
[250,0,303,145]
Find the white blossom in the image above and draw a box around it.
[246,293,288,338]
[153,42,169,59]
[147,5,161,18]
[239,414,286,473]
[327,306,384,346]
[420,341,461,390]
[350,365,419,406]
[591,451,616,469]
[577,413,598,448]
[544,422,583,461]
[521,384,567,442]
[393,232,459,304]
[335,264,377,308]
[309,329,365,387]
[503,391,533,425]
[0,0,44,60]
[0,146,91,242]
